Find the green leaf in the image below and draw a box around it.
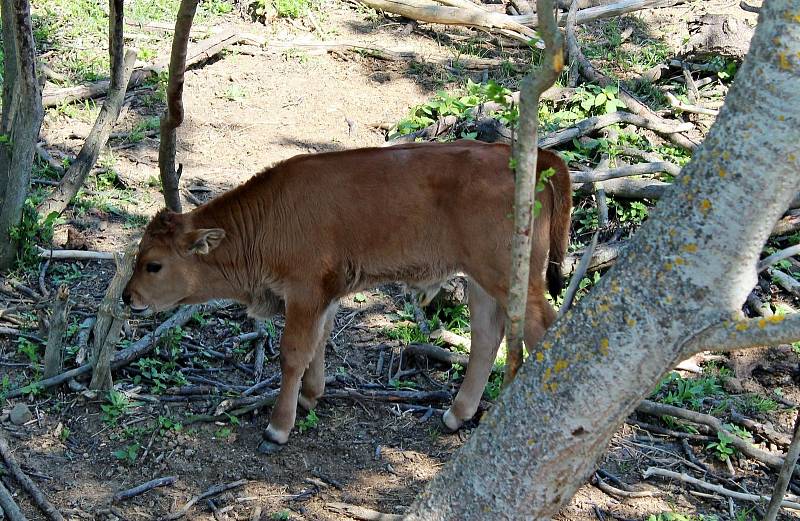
[594,92,607,107]
[354,292,367,303]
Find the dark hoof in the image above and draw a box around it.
[257,439,285,455]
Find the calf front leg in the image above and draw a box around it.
[260,299,331,454]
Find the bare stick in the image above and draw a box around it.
[0,480,27,521]
[326,502,402,521]
[540,111,693,149]
[558,232,598,318]
[6,303,219,398]
[158,0,200,212]
[405,342,470,368]
[112,476,178,502]
[43,285,70,379]
[644,467,800,510]
[769,268,800,298]
[593,473,661,498]
[561,241,625,276]
[504,0,563,386]
[252,320,267,383]
[665,92,719,116]
[35,144,64,175]
[0,436,65,521]
[514,0,685,28]
[164,480,247,520]
[90,244,136,390]
[637,400,800,478]
[571,162,680,183]
[36,49,138,217]
[37,247,114,261]
[730,409,792,447]
[41,69,151,107]
[765,413,800,520]
[758,244,800,272]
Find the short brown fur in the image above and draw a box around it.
[123,140,572,449]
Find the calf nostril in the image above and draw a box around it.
[122,291,131,305]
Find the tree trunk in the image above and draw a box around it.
[158,0,201,213]
[403,1,800,519]
[504,0,563,385]
[0,0,44,270]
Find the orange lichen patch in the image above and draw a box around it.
[682,175,691,185]
[598,304,609,312]
[542,341,553,350]
[599,338,609,355]
[536,352,544,362]
[719,168,727,178]
[700,199,712,214]
[626,318,636,327]
[722,151,730,161]
[663,262,674,271]
[554,360,569,373]
[779,52,792,71]
[790,153,797,162]
[784,10,800,22]
[675,257,685,266]
[735,321,749,331]
[683,243,698,253]
[767,314,785,324]
[758,318,768,329]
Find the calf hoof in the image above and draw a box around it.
[297,393,318,412]
[257,439,284,455]
[441,408,463,433]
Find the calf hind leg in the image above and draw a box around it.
[442,280,505,432]
[299,304,338,411]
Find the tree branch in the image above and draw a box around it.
[685,312,800,355]
[159,0,200,212]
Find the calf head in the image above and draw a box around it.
[122,209,226,314]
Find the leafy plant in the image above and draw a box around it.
[270,511,291,521]
[297,409,319,433]
[113,442,140,464]
[101,390,141,425]
[17,337,40,365]
[707,430,735,461]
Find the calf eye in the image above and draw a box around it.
[146,262,162,273]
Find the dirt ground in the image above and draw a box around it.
[1,0,798,520]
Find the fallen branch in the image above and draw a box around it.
[164,480,248,520]
[730,409,792,447]
[6,303,219,398]
[573,178,671,200]
[0,480,27,521]
[765,413,800,520]
[637,400,800,478]
[405,342,470,367]
[644,467,800,510]
[36,247,114,261]
[665,91,719,117]
[540,111,694,149]
[593,473,661,498]
[325,502,403,521]
[41,69,152,108]
[0,436,65,521]
[112,476,178,502]
[35,143,64,175]
[769,268,800,298]
[562,241,625,275]
[429,328,470,349]
[514,0,685,28]
[358,0,537,44]
[758,244,800,273]
[571,162,679,183]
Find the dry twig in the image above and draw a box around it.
[0,436,64,521]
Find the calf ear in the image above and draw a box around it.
[188,228,226,255]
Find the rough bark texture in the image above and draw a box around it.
[36,49,137,217]
[403,2,800,519]
[504,0,563,385]
[159,0,201,213]
[90,244,136,390]
[0,0,44,270]
[43,285,70,379]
